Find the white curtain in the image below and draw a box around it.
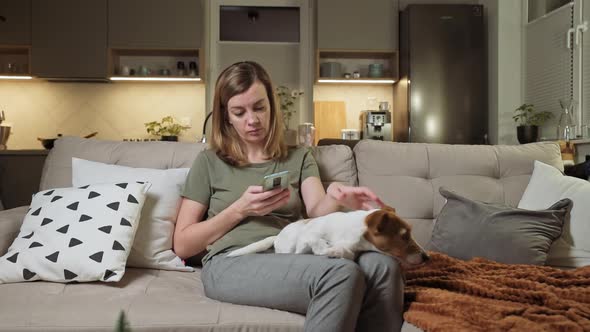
[525,3,574,139]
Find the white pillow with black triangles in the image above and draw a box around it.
[0,182,149,284]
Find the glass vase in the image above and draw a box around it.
[557,98,577,141]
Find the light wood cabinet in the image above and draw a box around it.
[31,0,108,79]
[317,0,398,50]
[108,0,203,49]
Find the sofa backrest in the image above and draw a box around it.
[353,140,563,246]
[41,137,563,247]
[40,137,357,191]
[40,137,207,190]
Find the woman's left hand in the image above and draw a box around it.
[326,183,385,211]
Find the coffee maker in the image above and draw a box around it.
[362,111,392,141]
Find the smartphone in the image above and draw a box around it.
[261,170,290,191]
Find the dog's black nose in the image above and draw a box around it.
[421,252,430,262]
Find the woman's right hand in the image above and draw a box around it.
[231,186,290,218]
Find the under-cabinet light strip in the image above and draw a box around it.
[110,77,202,82]
[0,75,33,80]
[317,79,395,84]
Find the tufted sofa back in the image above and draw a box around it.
[40,137,207,190]
[40,137,358,191]
[40,137,563,246]
[353,140,563,245]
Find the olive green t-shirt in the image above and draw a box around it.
[182,147,320,264]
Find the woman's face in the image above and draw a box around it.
[226,81,271,147]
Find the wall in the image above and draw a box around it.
[497,0,523,145]
[482,0,523,145]
[0,81,206,150]
[313,85,394,130]
[484,0,499,144]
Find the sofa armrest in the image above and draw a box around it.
[0,206,28,256]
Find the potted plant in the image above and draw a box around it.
[145,116,191,141]
[512,103,553,144]
[276,85,303,146]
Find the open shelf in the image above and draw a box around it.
[316,49,397,85]
[109,48,203,82]
[0,45,33,79]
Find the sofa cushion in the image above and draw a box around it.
[0,268,305,331]
[0,183,148,284]
[40,137,207,191]
[72,158,192,272]
[354,140,563,247]
[518,160,590,267]
[428,188,571,265]
[311,144,357,189]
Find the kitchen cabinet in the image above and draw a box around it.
[316,49,398,83]
[0,0,31,45]
[108,0,203,49]
[109,48,203,82]
[0,0,31,76]
[317,0,398,50]
[31,0,107,79]
[0,150,48,210]
[108,0,203,82]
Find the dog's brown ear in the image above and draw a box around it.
[383,205,396,213]
[366,211,396,234]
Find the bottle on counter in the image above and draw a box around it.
[557,98,577,141]
[176,61,186,76]
[188,61,198,77]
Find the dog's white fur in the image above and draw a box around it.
[227,209,427,264]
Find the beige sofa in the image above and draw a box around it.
[0,137,563,332]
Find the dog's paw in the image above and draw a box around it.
[310,238,331,254]
[324,247,355,260]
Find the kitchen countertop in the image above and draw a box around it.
[0,149,49,155]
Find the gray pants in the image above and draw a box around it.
[201,251,404,332]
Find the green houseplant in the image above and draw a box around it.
[512,103,553,144]
[145,116,191,141]
[276,85,303,146]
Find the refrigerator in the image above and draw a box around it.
[394,5,487,144]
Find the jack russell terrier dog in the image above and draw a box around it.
[228,206,430,265]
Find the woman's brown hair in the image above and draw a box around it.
[210,61,288,166]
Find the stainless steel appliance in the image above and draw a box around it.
[363,111,392,141]
[396,5,487,144]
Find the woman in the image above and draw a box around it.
[174,61,404,332]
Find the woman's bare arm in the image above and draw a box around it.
[173,197,243,259]
[173,186,291,259]
[301,177,384,218]
[300,177,340,218]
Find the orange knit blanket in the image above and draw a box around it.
[403,252,590,332]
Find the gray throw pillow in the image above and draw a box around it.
[427,188,572,265]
